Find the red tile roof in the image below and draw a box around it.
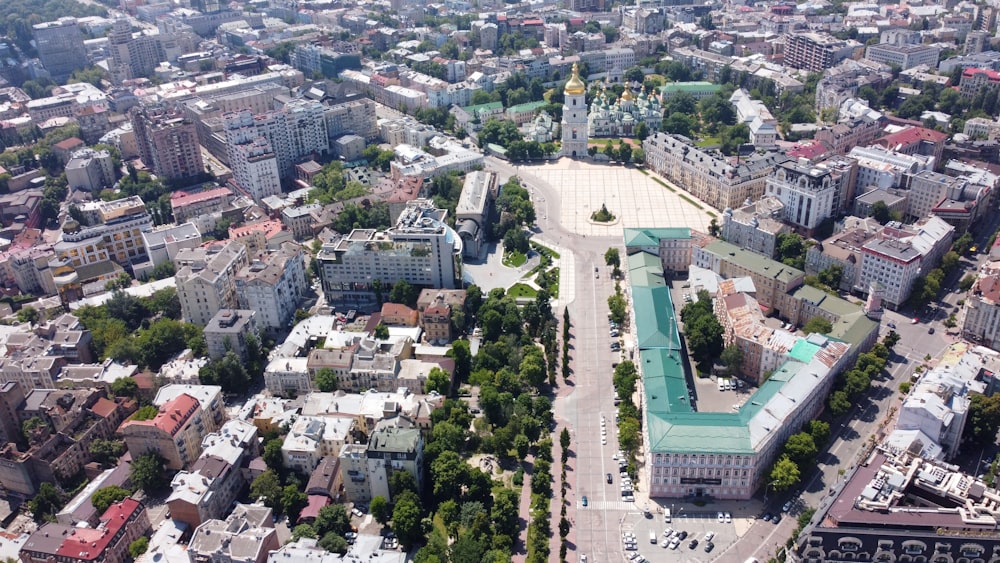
[876,126,948,148]
[785,140,828,161]
[90,397,117,418]
[122,393,199,436]
[53,137,84,151]
[170,187,233,208]
[55,498,142,561]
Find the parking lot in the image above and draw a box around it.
[620,509,743,563]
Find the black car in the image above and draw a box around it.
[761,512,773,522]
[688,539,699,549]
[928,327,935,334]
[606,473,613,484]
[704,542,715,553]
[772,513,782,524]
[677,531,688,540]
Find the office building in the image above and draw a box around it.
[693,240,805,315]
[32,18,87,82]
[623,228,701,275]
[54,196,153,268]
[130,105,205,182]
[864,43,940,70]
[765,160,836,232]
[317,199,460,310]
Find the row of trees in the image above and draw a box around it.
[613,361,643,459]
[909,234,968,307]
[769,420,832,491]
[526,437,555,563]
[828,336,895,416]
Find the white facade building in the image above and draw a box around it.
[858,237,923,309]
[174,241,250,326]
[765,160,837,231]
[235,242,308,330]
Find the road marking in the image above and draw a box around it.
[587,500,638,511]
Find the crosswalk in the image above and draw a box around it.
[584,499,640,511]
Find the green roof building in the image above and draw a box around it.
[629,229,859,500]
[659,81,723,101]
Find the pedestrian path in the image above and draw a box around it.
[555,246,575,308]
[585,499,639,511]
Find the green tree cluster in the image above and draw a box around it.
[827,343,891,416]
[776,233,807,270]
[679,290,724,369]
[331,202,391,233]
[965,393,1000,447]
[494,177,535,239]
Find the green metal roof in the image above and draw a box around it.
[788,338,821,363]
[631,268,666,288]
[506,101,547,114]
[641,349,692,416]
[702,240,804,284]
[624,227,691,248]
[659,81,722,93]
[633,285,681,350]
[628,250,662,271]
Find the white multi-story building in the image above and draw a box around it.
[281,416,354,474]
[765,160,837,231]
[64,148,116,193]
[721,197,789,258]
[235,242,308,330]
[963,117,1000,140]
[859,237,923,309]
[903,170,971,221]
[864,43,941,70]
[222,99,328,180]
[54,196,153,268]
[848,145,934,191]
[317,199,461,311]
[225,134,281,203]
[174,241,249,326]
[338,424,424,503]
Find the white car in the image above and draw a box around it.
[669,538,681,550]
[704,531,715,542]
[717,512,725,523]
[725,512,732,524]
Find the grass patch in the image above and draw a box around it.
[650,176,676,193]
[695,137,720,147]
[678,194,704,210]
[548,268,560,297]
[508,283,538,298]
[503,251,527,267]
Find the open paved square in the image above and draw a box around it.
[520,159,717,236]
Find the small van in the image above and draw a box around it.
[650,531,658,544]
[664,508,672,523]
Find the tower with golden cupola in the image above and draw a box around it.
[560,63,588,158]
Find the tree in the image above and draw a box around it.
[130,453,166,492]
[941,251,961,272]
[708,218,720,237]
[89,439,126,467]
[883,330,901,349]
[250,470,283,512]
[314,504,351,537]
[315,368,338,392]
[617,142,633,164]
[803,316,833,335]
[291,524,317,540]
[110,377,139,399]
[808,420,831,447]
[29,483,63,522]
[391,491,425,549]
[16,306,38,325]
[560,427,571,452]
[783,432,818,467]
[828,390,851,416]
[870,200,892,224]
[776,233,806,270]
[769,455,801,491]
[199,351,251,394]
[634,122,650,141]
[604,247,620,269]
[373,323,390,341]
[319,532,349,554]
[961,274,977,292]
[389,279,418,307]
[129,537,149,559]
[965,394,1000,447]
[91,485,131,513]
[282,484,308,520]
[720,344,744,376]
[448,340,471,383]
[370,495,391,525]
[954,232,975,255]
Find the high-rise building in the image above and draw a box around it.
[222,100,328,180]
[130,105,205,182]
[223,112,282,203]
[32,18,87,82]
[108,18,166,84]
[560,63,588,158]
[784,32,860,72]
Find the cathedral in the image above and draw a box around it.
[588,84,663,138]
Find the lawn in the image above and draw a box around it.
[695,137,720,147]
[508,283,538,298]
[547,268,560,298]
[503,251,527,267]
[530,240,560,260]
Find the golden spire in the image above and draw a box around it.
[564,63,586,96]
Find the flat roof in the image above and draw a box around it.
[702,240,804,283]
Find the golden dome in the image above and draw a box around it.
[564,63,586,96]
[621,87,633,102]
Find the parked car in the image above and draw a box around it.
[704,542,715,553]
[688,539,699,549]
[607,473,613,484]
[582,496,588,507]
